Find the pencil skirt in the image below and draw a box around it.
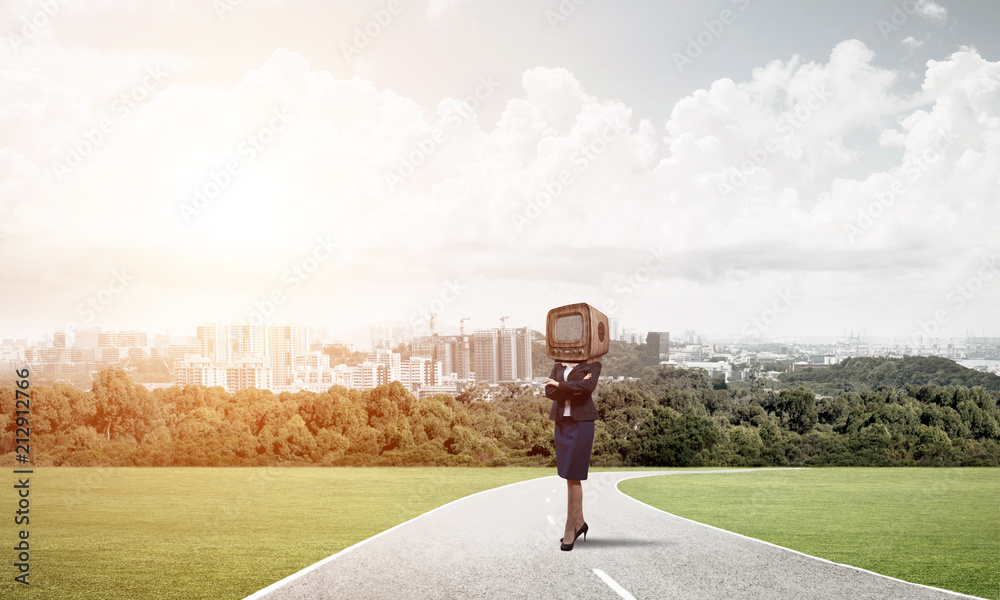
[554,417,595,480]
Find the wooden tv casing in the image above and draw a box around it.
[545,302,610,364]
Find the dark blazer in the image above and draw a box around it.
[546,361,601,422]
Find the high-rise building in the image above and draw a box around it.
[432,337,453,377]
[98,329,150,349]
[232,322,268,358]
[197,323,232,363]
[472,326,532,384]
[226,357,272,391]
[515,327,532,380]
[193,321,304,388]
[368,348,401,383]
[268,323,308,386]
[473,329,499,384]
[173,357,226,389]
[197,322,267,364]
[610,317,621,342]
[452,334,472,380]
[412,333,472,380]
[175,355,272,393]
[357,362,388,389]
[498,329,518,382]
[646,332,670,365]
[412,335,435,360]
[622,328,646,344]
[400,356,442,387]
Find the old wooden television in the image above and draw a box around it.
[545,302,610,363]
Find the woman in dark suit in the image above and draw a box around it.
[544,359,601,551]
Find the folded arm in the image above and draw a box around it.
[558,362,602,395]
[544,365,562,401]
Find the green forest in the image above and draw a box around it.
[3,356,999,468]
[779,355,1000,395]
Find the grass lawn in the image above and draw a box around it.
[4,467,995,599]
[3,466,569,600]
[618,468,1000,600]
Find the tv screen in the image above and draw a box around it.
[554,314,583,342]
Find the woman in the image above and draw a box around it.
[544,358,602,551]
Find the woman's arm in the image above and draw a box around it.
[544,364,562,400]
[557,362,602,395]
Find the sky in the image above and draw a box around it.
[1,0,998,349]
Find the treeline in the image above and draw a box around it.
[779,356,1000,396]
[2,365,999,467]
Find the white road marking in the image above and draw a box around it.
[545,496,550,502]
[547,515,556,525]
[593,569,637,600]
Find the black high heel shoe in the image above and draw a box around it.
[560,522,588,551]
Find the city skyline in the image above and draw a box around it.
[4,314,1000,348]
[7,314,997,395]
[2,1,999,348]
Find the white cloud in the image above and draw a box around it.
[2,38,999,337]
[916,0,947,23]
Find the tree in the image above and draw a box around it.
[626,407,723,466]
[773,387,818,434]
[273,414,317,461]
[913,425,954,466]
[91,367,158,442]
[729,425,763,462]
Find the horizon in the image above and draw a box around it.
[4,317,999,351]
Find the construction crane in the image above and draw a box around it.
[429,313,437,336]
[459,318,470,335]
[499,315,509,330]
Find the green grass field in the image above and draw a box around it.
[2,466,563,600]
[618,468,1000,599]
[2,467,996,600]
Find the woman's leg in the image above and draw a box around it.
[564,479,584,541]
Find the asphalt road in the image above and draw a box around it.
[246,469,986,600]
